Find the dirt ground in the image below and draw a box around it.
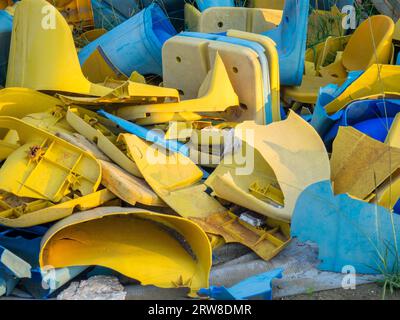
[281,283,400,300]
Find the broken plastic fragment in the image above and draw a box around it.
[198,268,283,300]
[39,207,212,296]
[291,180,400,274]
[0,116,102,202]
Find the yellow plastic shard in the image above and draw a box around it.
[0,116,102,202]
[394,18,400,42]
[100,160,165,207]
[81,47,128,83]
[385,113,400,149]
[6,0,109,96]
[341,15,394,72]
[324,65,400,114]
[39,207,212,295]
[120,133,228,217]
[0,140,19,161]
[331,126,400,199]
[0,189,115,228]
[58,81,179,106]
[135,112,203,126]
[205,112,331,222]
[191,212,291,261]
[21,108,75,135]
[162,36,265,123]
[116,53,240,121]
[0,88,65,119]
[121,133,292,261]
[56,131,164,206]
[184,4,282,33]
[66,108,142,177]
[376,171,400,211]
[227,29,281,122]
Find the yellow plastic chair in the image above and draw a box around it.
[283,15,395,104]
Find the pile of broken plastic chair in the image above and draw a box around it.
[0,0,399,300]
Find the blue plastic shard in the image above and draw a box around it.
[98,110,210,178]
[291,180,400,274]
[0,10,13,87]
[181,31,274,123]
[310,70,364,137]
[199,268,283,300]
[262,0,309,86]
[196,0,235,12]
[79,4,177,76]
[0,245,32,297]
[397,52,400,65]
[321,98,400,149]
[98,110,190,156]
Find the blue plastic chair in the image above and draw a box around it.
[262,0,310,86]
[180,32,275,124]
[198,268,283,300]
[196,0,235,12]
[79,4,177,76]
[323,98,400,148]
[0,10,12,87]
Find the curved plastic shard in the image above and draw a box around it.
[198,268,283,300]
[66,108,142,177]
[0,189,116,227]
[291,180,400,274]
[0,88,65,119]
[79,3,177,76]
[0,116,102,202]
[227,30,281,122]
[119,133,218,218]
[116,53,240,123]
[331,126,400,199]
[39,207,212,295]
[6,0,109,96]
[206,112,330,222]
[262,0,309,86]
[121,133,291,261]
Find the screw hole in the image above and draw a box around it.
[176,56,181,63]
[217,21,223,28]
[232,67,238,73]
